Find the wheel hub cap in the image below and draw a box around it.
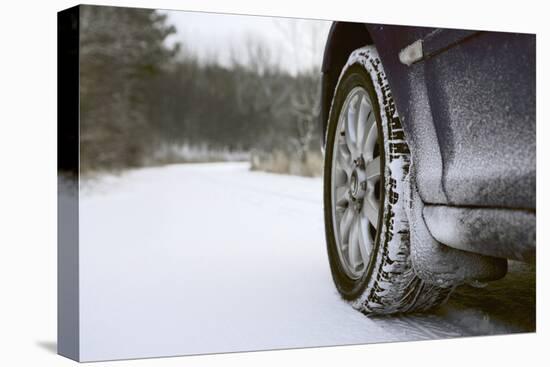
[350,163,368,202]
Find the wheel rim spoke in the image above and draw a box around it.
[365,156,380,182]
[339,206,355,244]
[336,140,353,176]
[347,216,362,268]
[344,96,359,156]
[357,217,373,264]
[356,96,371,150]
[363,112,377,158]
[362,193,379,228]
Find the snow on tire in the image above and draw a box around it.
[323,45,453,315]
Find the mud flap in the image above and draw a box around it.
[406,174,507,287]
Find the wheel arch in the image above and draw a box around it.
[320,22,374,149]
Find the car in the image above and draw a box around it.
[320,22,535,314]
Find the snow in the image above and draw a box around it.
[75,162,534,362]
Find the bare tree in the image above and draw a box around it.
[289,73,321,162]
[273,19,325,160]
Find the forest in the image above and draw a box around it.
[79,6,324,176]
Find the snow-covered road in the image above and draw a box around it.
[77,162,535,361]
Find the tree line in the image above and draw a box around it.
[79,6,322,174]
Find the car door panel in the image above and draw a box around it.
[423,31,535,208]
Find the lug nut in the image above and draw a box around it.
[354,156,365,168]
[360,181,367,191]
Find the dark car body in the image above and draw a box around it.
[321,23,535,266]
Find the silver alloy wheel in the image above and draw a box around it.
[331,86,381,280]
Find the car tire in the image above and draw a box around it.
[323,45,453,314]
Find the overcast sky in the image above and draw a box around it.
[162,9,332,75]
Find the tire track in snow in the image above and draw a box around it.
[372,314,465,340]
[192,165,321,206]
